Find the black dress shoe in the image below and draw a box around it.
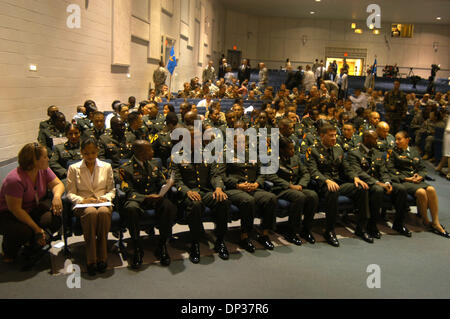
[256,234,274,250]
[214,241,229,260]
[430,226,450,238]
[284,233,302,246]
[299,230,316,244]
[87,263,96,276]
[96,261,107,273]
[189,243,200,264]
[131,249,144,269]
[355,228,374,243]
[155,244,171,266]
[239,238,255,253]
[324,230,340,247]
[392,224,412,237]
[368,226,381,239]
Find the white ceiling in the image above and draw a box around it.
[219,0,450,25]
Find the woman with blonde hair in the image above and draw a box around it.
[0,143,64,263]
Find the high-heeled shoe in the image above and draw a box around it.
[430,225,450,238]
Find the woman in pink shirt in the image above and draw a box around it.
[0,143,64,263]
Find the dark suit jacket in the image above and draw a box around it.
[238,65,251,84]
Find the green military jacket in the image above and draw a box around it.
[37,125,67,156]
[376,134,395,153]
[49,142,82,179]
[267,154,310,194]
[337,134,361,152]
[119,156,166,204]
[81,127,111,142]
[143,113,165,135]
[388,146,427,182]
[151,129,175,166]
[39,119,52,130]
[345,145,391,186]
[359,122,376,133]
[172,155,225,197]
[300,132,320,154]
[384,90,407,117]
[300,117,317,135]
[223,149,266,189]
[306,143,348,187]
[76,117,93,133]
[98,131,134,168]
[127,126,150,142]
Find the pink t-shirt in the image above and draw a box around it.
[0,167,56,213]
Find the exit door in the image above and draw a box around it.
[227,50,242,70]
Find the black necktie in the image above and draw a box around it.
[144,161,151,175]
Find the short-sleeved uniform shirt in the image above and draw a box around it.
[0,167,56,213]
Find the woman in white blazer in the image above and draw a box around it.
[66,138,115,276]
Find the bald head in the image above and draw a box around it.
[184,111,197,126]
[369,112,381,126]
[376,121,390,139]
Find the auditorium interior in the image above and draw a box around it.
[0,0,449,299]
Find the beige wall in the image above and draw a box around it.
[224,10,450,78]
[0,0,225,161]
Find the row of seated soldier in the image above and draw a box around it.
[0,79,448,276]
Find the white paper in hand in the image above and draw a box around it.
[158,172,175,197]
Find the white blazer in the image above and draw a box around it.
[66,159,116,205]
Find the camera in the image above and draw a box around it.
[431,64,440,77]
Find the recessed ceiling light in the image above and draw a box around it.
[354,29,363,34]
[373,30,380,35]
[351,23,356,29]
[369,24,374,29]
[436,17,442,20]
[310,11,315,14]
[29,64,37,72]
[315,0,321,2]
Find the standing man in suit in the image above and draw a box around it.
[238,59,251,86]
[120,140,177,269]
[218,58,228,80]
[315,62,326,88]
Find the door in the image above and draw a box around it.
[227,50,242,70]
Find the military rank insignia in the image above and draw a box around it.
[306,147,312,160]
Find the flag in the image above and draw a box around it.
[372,58,377,74]
[166,46,177,75]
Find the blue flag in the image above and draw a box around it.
[166,46,177,75]
[372,58,377,74]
